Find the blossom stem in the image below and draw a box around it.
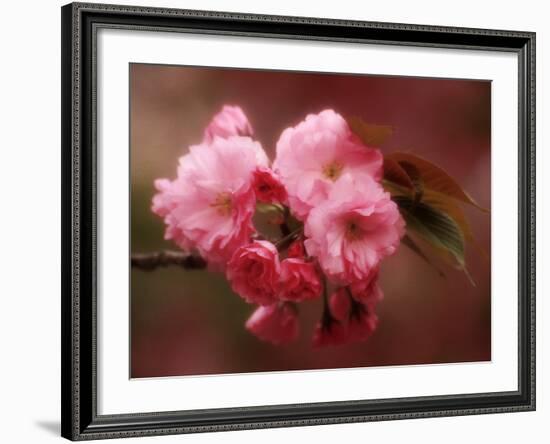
[279,207,292,236]
[280,222,291,237]
[345,287,366,319]
[131,250,207,271]
[320,276,332,326]
[274,227,303,252]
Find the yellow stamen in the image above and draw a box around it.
[322,161,343,181]
[210,192,232,216]
[345,221,363,241]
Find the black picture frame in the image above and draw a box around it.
[61,2,536,440]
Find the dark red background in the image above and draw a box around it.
[130,64,491,378]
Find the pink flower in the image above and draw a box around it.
[329,288,351,321]
[245,303,299,345]
[203,105,254,142]
[314,290,379,346]
[287,239,306,259]
[312,319,348,347]
[273,109,383,219]
[304,174,405,284]
[279,258,322,302]
[226,240,280,305]
[151,178,194,252]
[349,269,384,308]
[253,167,288,204]
[348,303,379,342]
[152,135,269,268]
[347,274,382,342]
[312,289,350,346]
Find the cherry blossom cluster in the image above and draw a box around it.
[152,106,405,346]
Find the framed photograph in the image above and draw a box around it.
[61,2,536,440]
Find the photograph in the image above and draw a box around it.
[0,0,543,442]
[129,64,492,378]
[57,1,536,440]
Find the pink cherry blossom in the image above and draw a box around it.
[226,240,281,305]
[329,288,351,322]
[151,178,194,252]
[203,105,254,142]
[312,319,348,347]
[314,290,379,346]
[278,258,322,302]
[304,174,405,284]
[349,269,384,308]
[273,109,383,219]
[287,239,306,259]
[245,303,299,345]
[347,302,379,342]
[152,135,269,268]
[253,167,288,204]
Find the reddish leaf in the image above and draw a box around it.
[386,152,488,211]
[348,116,394,147]
[383,157,414,190]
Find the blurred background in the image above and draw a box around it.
[130,63,491,378]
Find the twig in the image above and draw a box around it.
[131,250,207,271]
[274,227,303,252]
[132,228,300,271]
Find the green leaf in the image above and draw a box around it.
[285,210,304,233]
[383,154,483,248]
[421,189,473,242]
[394,195,466,269]
[422,189,489,263]
[348,116,394,146]
[386,152,488,212]
[256,203,284,214]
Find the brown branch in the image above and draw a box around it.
[131,229,300,272]
[131,250,207,271]
[274,227,302,252]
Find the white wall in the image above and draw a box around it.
[0,0,545,443]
